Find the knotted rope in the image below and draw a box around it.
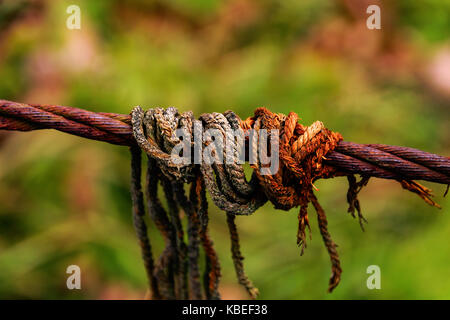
[128,105,446,298]
[0,99,449,299]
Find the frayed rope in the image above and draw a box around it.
[129,106,442,298]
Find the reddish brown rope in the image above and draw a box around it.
[1,99,448,185]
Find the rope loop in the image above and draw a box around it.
[131,106,344,212]
[130,105,443,296]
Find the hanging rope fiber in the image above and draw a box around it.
[0,99,449,299]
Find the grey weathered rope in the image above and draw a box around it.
[194,174,221,300]
[160,176,187,299]
[226,213,259,299]
[129,146,161,299]
[199,112,266,215]
[223,110,259,197]
[131,106,264,298]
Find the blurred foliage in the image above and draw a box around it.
[0,0,449,299]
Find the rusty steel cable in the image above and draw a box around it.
[1,99,448,184]
[0,98,449,299]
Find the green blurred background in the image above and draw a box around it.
[0,0,449,299]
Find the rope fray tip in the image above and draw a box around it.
[248,287,260,300]
[400,180,441,209]
[327,275,341,293]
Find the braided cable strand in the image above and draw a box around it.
[336,141,449,184]
[0,100,132,145]
[367,143,450,176]
[0,99,448,184]
[1,99,449,299]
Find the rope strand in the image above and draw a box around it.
[130,146,161,299]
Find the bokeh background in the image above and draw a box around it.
[0,0,449,299]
